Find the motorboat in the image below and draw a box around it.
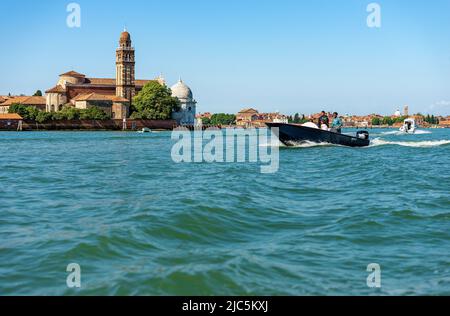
[266,122,370,147]
[137,127,152,133]
[399,118,416,134]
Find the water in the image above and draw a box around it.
[0,128,449,295]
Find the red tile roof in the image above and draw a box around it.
[0,96,46,106]
[60,70,86,78]
[79,78,156,87]
[45,85,66,93]
[73,93,129,102]
[0,113,23,120]
[238,108,259,114]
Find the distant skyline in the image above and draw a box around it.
[0,0,449,115]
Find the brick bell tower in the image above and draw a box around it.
[116,29,135,103]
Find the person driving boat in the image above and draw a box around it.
[331,112,343,133]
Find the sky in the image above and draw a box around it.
[0,0,449,116]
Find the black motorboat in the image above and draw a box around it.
[266,123,370,147]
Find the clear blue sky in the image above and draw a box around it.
[1,0,449,115]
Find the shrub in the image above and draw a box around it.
[79,107,109,120]
[36,111,53,123]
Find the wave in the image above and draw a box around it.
[370,138,450,148]
[381,130,432,135]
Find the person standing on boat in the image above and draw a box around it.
[318,111,330,130]
[331,112,343,133]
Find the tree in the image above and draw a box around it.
[131,81,181,120]
[372,117,381,126]
[8,103,28,117]
[382,116,394,126]
[293,113,300,123]
[202,117,211,125]
[79,107,109,120]
[209,113,236,126]
[33,90,43,97]
[8,103,39,121]
[36,111,53,123]
[59,106,81,120]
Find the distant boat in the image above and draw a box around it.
[399,118,416,134]
[266,123,370,147]
[137,127,152,133]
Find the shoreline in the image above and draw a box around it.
[0,125,446,132]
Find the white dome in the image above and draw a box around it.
[171,79,193,100]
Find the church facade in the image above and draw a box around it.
[44,30,196,124]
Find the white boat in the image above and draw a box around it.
[137,127,152,133]
[399,118,416,134]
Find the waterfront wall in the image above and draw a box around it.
[0,120,21,130]
[0,119,176,131]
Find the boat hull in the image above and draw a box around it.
[266,123,370,147]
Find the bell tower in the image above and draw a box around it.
[116,29,135,102]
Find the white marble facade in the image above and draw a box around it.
[171,79,197,126]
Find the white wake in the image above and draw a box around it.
[381,130,432,135]
[370,138,450,148]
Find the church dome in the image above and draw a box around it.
[171,79,193,100]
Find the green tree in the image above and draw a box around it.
[131,81,181,120]
[382,116,394,126]
[8,103,28,117]
[293,113,300,123]
[33,90,43,97]
[372,117,381,126]
[202,117,211,125]
[8,104,39,121]
[209,113,236,126]
[79,107,109,120]
[36,111,53,123]
[287,115,293,123]
[55,106,81,120]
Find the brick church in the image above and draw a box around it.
[44,30,165,119]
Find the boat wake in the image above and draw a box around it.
[263,138,450,149]
[261,140,335,148]
[381,130,432,135]
[370,138,450,148]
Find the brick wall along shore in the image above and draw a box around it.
[0,119,176,131]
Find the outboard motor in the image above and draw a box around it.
[356,131,369,140]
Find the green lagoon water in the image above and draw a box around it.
[0,128,449,295]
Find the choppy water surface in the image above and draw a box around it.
[0,128,449,295]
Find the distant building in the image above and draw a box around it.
[72,93,130,119]
[404,105,409,117]
[0,113,23,130]
[42,30,193,121]
[236,108,259,127]
[236,108,288,127]
[171,79,197,126]
[394,109,402,117]
[0,96,46,114]
[439,116,450,127]
[196,112,212,120]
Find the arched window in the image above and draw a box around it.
[51,105,55,112]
